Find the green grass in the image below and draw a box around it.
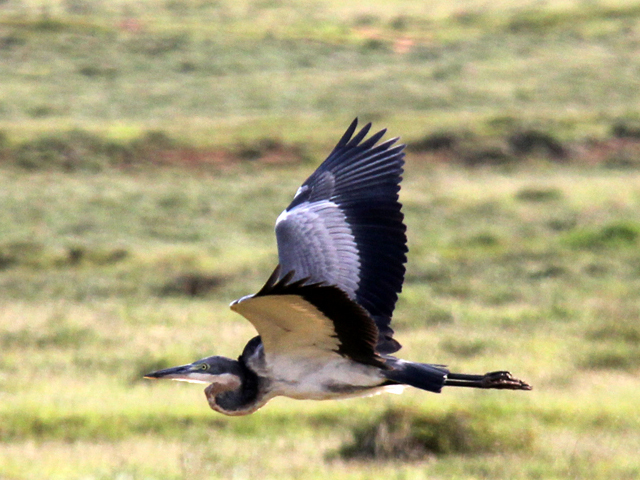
[2,0,640,147]
[2,164,640,479]
[2,1,640,478]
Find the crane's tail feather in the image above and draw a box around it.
[382,360,448,394]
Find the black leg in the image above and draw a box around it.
[444,371,532,390]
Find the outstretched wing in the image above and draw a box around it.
[274,119,407,353]
[231,266,386,369]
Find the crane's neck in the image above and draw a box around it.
[205,344,270,416]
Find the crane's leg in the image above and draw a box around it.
[445,371,531,390]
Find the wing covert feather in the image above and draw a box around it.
[231,267,386,368]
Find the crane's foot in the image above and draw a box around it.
[446,371,532,390]
[480,371,532,390]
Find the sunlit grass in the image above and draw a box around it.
[2,1,640,478]
[2,0,640,146]
[1,162,640,478]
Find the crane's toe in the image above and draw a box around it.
[482,371,532,390]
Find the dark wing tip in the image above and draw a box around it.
[330,119,392,158]
[346,122,373,148]
[332,118,360,153]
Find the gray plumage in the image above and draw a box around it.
[146,119,531,416]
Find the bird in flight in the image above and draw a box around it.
[145,119,531,416]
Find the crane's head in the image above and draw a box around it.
[145,355,264,416]
[144,356,241,390]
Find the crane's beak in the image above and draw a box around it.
[145,364,187,379]
[144,364,211,384]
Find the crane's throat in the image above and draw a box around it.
[204,374,242,396]
[203,367,269,416]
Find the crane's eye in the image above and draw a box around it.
[200,364,209,371]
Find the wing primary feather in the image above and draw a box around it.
[328,118,359,157]
[338,141,404,168]
[347,128,387,153]
[345,122,373,149]
[329,130,392,168]
[342,137,402,165]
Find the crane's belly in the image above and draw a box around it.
[266,355,394,400]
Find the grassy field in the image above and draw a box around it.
[1,0,640,146]
[2,165,640,479]
[2,1,640,479]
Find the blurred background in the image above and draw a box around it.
[1,0,640,478]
